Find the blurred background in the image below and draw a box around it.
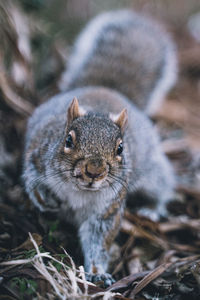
[1,0,200,98]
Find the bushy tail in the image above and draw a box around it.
[59,10,177,115]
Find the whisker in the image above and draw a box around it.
[106,178,118,199]
[26,168,74,193]
[108,173,129,192]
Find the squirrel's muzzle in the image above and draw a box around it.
[85,159,107,181]
[73,158,109,189]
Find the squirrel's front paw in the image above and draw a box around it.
[86,272,115,288]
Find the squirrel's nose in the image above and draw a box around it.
[85,159,107,179]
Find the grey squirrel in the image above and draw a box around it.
[23,10,177,287]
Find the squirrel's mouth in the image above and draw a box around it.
[73,172,109,191]
[73,158,109,191]
[76,178,106,191]
[78,184,100,191]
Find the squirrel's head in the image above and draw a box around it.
[63,97,128,192]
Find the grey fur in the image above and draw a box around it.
[60,10,177,115]
[23,10,177,286]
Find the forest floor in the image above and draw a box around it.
[0,1,200,299]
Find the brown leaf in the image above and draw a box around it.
[130,262,173,297]
[107,271,149,293]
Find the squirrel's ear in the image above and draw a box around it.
[67,97,85,126]
[110,108,128,133]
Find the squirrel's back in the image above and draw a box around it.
[59,10,177,115]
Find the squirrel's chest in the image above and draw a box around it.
[60,185,127,225]
[63,189,113,221]
[35,176,126,222]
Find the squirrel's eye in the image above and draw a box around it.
[66,134,73,148]
[117,142,123,155]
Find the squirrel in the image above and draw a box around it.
[23,10,177,287]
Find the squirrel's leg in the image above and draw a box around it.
[130,152,175,221]
[79,206,122,287]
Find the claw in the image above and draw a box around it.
[86,273,115,288]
